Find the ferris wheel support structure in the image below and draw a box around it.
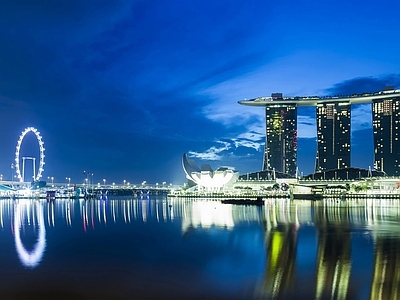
[22,157,36,183]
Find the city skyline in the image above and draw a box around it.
[1,1,400,183]
[240,89,400,176]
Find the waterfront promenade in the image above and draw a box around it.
[0,180,179,198]
[3,176,400,200]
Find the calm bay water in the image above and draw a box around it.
[0,196,399,299]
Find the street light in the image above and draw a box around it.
[66,177,71,186]
[0,174,2,182]
[103,179,106,187]
[11,164,14,186]
[123,179,126,186]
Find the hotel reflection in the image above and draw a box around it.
[314,202,351,299]
[257,198,400,300]
[370,237,400,300]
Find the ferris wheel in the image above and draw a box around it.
[14,127,45,182]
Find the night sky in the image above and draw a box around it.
[1,0,400,185]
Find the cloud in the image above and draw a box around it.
[200,85,265,128]
[197,73,400,171]
[232,134,264,152]
[188,132,264,162]
[236,130,265,142]
[194,80,267,164]
[324,74,400,133]
[325,74,400,95]
[351,104,372,132]
[232,139,262,151]
[297,113,317,139]
[3,0,400,183]
[188,141,231,161]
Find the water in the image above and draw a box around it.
[0,196,399,299]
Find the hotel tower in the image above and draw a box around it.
[315,102,351,172]
[373,98,400,175]
[263,93,297,176]
[239,88,400,176]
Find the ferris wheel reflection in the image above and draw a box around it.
[14,200,46,268]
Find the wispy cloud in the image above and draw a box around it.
[297,114,317,139]
[233,131,264,151]
[352,104,372,132]
[201,91,264,128]
[236,130,264,142]
[188,141,231,161]
[188,132,264,162]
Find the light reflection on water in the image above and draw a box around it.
[260,198,400,300]
[14,200,46,268]
[0,196,399,299]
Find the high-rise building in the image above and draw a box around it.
[239,88,400,176]
[263,93,297,176]
[372,96,400,175]
[316,102,351,172]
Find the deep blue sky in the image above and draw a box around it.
[1,0,400,185]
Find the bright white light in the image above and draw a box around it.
[182,154,238,190]
[182,201,234,232]
[14,127,45,182]
[14,201,46,268]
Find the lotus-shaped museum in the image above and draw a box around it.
[182,153,238,191]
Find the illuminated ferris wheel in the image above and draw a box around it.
[14,127,45,182]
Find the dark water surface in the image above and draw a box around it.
[0,196,399,299]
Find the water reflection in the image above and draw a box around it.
[262,223,297,298]
[0,197,400,299]
[0,197,264,268]
[181,201,234,230]
[14,200,46,268]
[260,198,400,299]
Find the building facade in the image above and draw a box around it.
[372,97,400,175]
[239,88,400,177]
[315,102,351,172]
[263,93,297,176]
